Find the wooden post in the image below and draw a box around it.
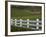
[10,19,13,25]
[15,19,17,26]
[36,19,39,29]
[20,19,22,27]
[27,19,29,28]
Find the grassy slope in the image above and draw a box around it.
[11,6,41,20]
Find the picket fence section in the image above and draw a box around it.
[11,19,42,30]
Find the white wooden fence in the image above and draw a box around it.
[11,19,42,30]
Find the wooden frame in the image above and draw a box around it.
[5,1,45,36]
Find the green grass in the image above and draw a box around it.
[11,25,38,32]
[11,25,42,32]
[11,6,41,20]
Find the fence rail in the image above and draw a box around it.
[11,19,42,30]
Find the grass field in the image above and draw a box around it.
[11,5,42,32]
[11,5,41,20]
[11,25,41,32]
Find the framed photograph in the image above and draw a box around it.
[5,1,45,36]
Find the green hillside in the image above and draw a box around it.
[11,5,41,20]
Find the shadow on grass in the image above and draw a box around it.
[11,25,40,32]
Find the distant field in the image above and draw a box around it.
[11,6,41,20]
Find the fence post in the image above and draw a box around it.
[10,19,13,25]
[27,19,29,28]
[20,19,22,27]
[36,19,39,29]
[15,19,17,26]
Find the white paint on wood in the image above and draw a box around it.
[11,19,41,30]
[15,19,17,26]
[36,19,39,29]
[20,19,22,27]
[27,19,29,28]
